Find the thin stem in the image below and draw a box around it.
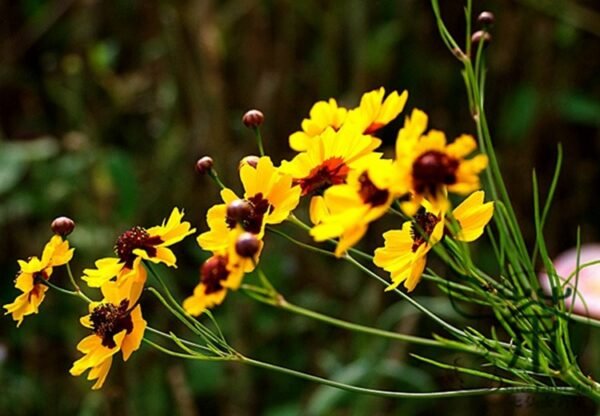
[37,276,91,303]
[208,168,226,190]
[254,127,265,156]
[239,355,576,399]
[66,263,93,303]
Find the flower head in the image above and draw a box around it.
[310,159,398,256]
[281,125,382,199]
[82,208,195,301]
[346,87,408,134]
[70,281,146,390]
[394,109,488,213]
[182,253,245,316]
[4,235,74,326]
[374,191,493,292]
[289,98,348,152]
[197,156,299,271]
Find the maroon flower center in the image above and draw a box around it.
[295,157,349,196]
[225,193,272,234]
[114,226,163,268]
[358,172,389,207]
[90,299,134,349]
[412,151,459,195]
[201,255,230,295]
[410,209,440,252]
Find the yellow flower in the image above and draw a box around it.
[182,253,245,316]
[310,159,398,257]
[197,156,299,270]
[70,280,146,390]
[346,87,408,134]
[280,125,381,200]
[374,192,493,292]
[4,235,74,326]
[394,109,488,214]
[82,208,195,301]
[449,190,494,242]
[289,98,348,151]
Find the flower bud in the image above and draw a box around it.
[471,30,492,47]
[477,11,495,27]
[226,199,253,223]
[51,216,75,236]
[239,155,260,170]
[242,109,264,128]
[195,156,214,175]
[235,232,260,258]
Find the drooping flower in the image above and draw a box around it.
[289,98,348,152]
[4,235,74,326]
[82,208,195,302]
[394,109,488,214]
[70,280,146,390]
[310,159,401,257]
[197,156,299,271]
[374,191,493,292]
[182,253,245,316]
[346,87,409,135]
[280,125,382,203]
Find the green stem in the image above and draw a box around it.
[254,127,265,156]
[65,263,93,303]
[37,277,91,303]
[208,168,226,190]
[239,355,576,399]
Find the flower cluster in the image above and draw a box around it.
[4,86,494,391]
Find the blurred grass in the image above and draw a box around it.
[0,0,599,415]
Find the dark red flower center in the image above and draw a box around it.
[410,209,440,252]
[358,172,389,207]
[225,193,272,234]
[201,255,230,295]
[412,151,459,196]
[90,299,134,349]
[114,226,163,268]
[294,157,349,196]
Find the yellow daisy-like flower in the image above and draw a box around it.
[374,191,493,292]
[197,156,300,270]
[394,108,488,214]
[4,235,74,326]
[182,253,245,316]
[289,98,348,152]
[310,159,398,257]
[82,208,195,302]
[280,125,382,202]
[346,87,408,134]
[70,280,146,390]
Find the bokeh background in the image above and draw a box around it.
[1,0,599,415]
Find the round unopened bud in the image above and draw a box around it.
[471,30,492,47]
[235,232,260,258]
[477,11,495,27]
[51,216,75,236]
[239,155,260,170]
[226,199,253,223]
[242,109,264,128]
[195,156,214,175]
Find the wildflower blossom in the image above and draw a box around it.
[70,280,146,390]
[183,253,245,316]
[280,125,381,210]
[198,156,299,270]
[310,159,400,256]
[82,208,195,302]
[289,99,348,151]
[394,109,488,213]
[346,87,408,134]
[4,235,74,326]
[374,191,493,291]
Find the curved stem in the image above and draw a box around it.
[65,263,93,303]
[239,355,576,399]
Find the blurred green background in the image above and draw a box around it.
[1,0,599,415]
